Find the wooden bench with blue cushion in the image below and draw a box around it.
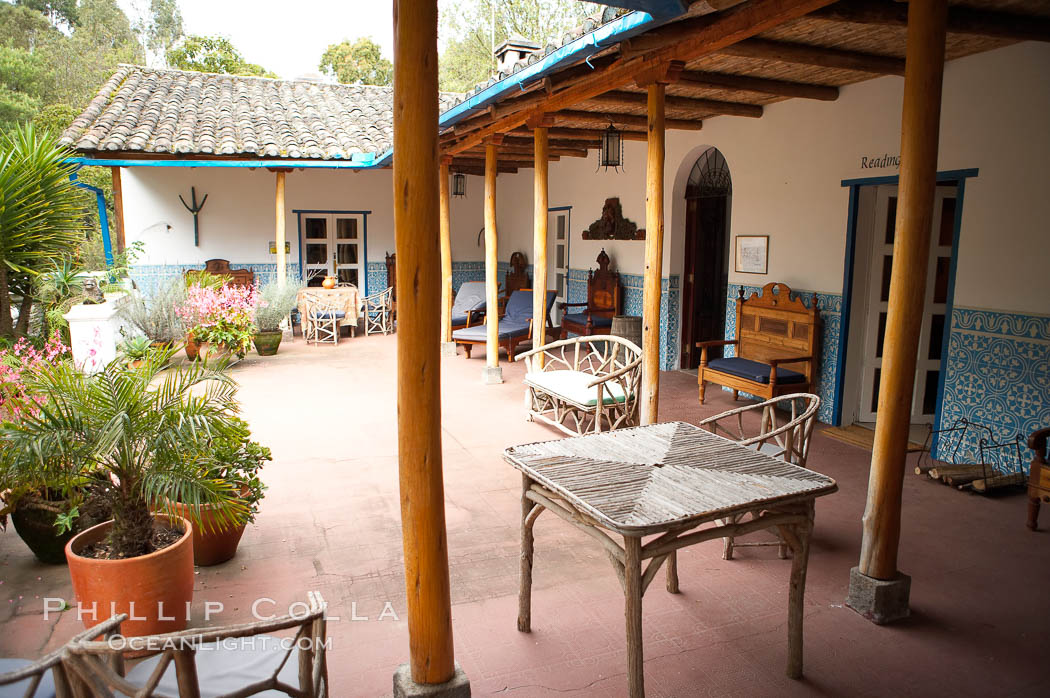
[454,289,556,361]
[697,282,821,405]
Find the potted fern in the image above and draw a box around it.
[0,347,247,637]
[253,280,300,356]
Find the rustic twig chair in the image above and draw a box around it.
[303,292,343,345]
[520,335,642,436]
[699,393,821,559]
[62,592,329,698]
[363,286,394,336]
[0,619,124,698]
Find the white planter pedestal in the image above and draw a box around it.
[63,294,131,374]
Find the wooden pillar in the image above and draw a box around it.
[275,170,287,288]
[392,0,455,685]
[484,140,502,381]
[640,83,666,425]
[859,0,948,581]
[110,167,125,253]
[439,157,453,344]
[532,127,549,357]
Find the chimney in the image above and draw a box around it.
[494,35,541,74]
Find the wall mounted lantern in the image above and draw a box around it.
[598,124,623,171]
[452,172,467,197]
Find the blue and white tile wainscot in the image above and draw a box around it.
[131,263,303,298]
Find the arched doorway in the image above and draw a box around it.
[680,147,732,369]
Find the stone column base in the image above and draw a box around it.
[845,566,911,625]
[440,341,458,358]
[483,366,503,385]
[393,662,471,697]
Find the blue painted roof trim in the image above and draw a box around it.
[70,156,378,169]
[602,1,686,19]
[373,10,665,167]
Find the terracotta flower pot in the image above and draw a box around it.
[184,333,200,361]
[253,330,283,357]
[172,500,247,566]
[65,514,195,637]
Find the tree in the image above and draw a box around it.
[15,0,78,29]
[0,46,45,130]
[133,0,184,68]
[438,0,602,93]
[0,126,86,338]
[168,35,277,78]
[0,3,58,50]
[319,37,392,86]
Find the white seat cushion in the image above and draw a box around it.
[525,370,630,407]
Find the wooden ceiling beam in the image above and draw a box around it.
[813,0,1050,43]
[586,90,763,118]
[510,126,651,142]
[675,69,838,101]
[717,38,905,75]
[555,110,704,130]
[445,0,838,155]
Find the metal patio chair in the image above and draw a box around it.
[699,393,821,559]
[363,286,394,336]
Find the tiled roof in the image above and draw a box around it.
[61,65,459,160]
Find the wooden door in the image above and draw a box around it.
[303,215,330,286]
[333,215,363,287]
[680,195,730,369]
[547,209,570,325]
[858,185,956,423]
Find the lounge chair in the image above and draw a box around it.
[449,281,487,331]
[453,289,555,361]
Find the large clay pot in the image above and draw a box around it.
[253,330,283,357]
[321,276,336,290]
[172,500,247,566]
[65,514,194,637]
[184,333,200,361]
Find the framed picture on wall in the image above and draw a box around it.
[735,235,769,274]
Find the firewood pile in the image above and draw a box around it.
[915,419,1027,493]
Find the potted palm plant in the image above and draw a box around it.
[0,347,246,637]
[253,280,300,356]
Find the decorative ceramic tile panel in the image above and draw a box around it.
[724,284,843,425]
[938,307,1050,468]
[131,263,303,298]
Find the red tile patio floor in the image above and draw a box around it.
[1,333,1048,696]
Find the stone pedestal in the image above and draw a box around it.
[64,293,131,374]
[846,566,911,625]
[482,366,503,385]
[393,662,470,698]
[440,341,458,358]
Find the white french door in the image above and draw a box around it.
[547,209,570,324]
[302,214,364,288]
[858,185,956,423]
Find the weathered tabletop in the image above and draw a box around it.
[503,420,837,536]
[297,286,360,329]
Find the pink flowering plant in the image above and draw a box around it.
[177,283,257,357]
[0,333,70,422]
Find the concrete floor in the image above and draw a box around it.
[1,332,1048,697]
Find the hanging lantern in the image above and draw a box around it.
[452,172,467,197]
[598,123,623,171]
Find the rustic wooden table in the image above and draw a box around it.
[503,421,838,698]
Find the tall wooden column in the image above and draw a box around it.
[483,140,502,383]
[640,83,666,425]
[532,126,549,357]
[110,167,126,253]
[392,0,456,686]
[859,0,948,583]
[275,170,287,288]
[439,157,453,344]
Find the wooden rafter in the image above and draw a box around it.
[585,90,764,118]
[442,0,840,155]
[675,69,839,100]
[813,0,1050,43]
[717,38,905,75]
[554,110,703,130]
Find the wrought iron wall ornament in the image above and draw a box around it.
[686,147,732,199]
[179,186,209,246]
[582,197,645,240]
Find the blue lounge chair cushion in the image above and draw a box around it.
[453,321,531,341]
[706,357,806,384]
[451,312,480,327]
[0,659,56,698]
[311,311,345,320]
[562,312,613,328]
[451,281,487,318]
[125,639,300,697]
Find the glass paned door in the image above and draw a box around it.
[858,185,956,423]
[302,214,364,288]
[547,209,570,324]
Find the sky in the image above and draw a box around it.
[118,0,398,80]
